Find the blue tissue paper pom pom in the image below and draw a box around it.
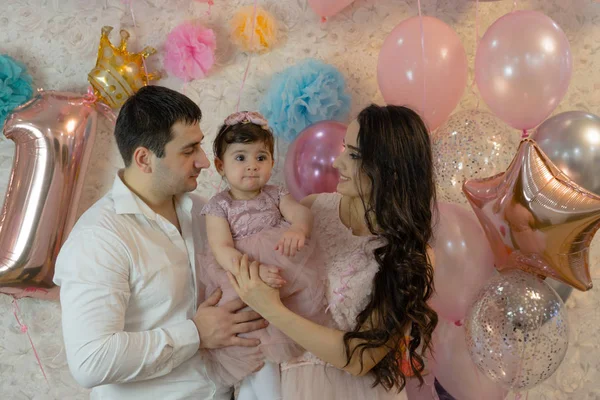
[260,58,351,142]
[0,54,33,129]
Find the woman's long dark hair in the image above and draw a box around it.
[343,104,438,391]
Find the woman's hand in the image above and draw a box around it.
[227,254,283,316]
[227,256,389,376]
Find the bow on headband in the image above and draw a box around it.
[224,111,269,129]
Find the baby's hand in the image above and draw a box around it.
[259,264,286,288]
[275,228,306,257]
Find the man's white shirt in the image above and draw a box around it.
[54,173,230,400]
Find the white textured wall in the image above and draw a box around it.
[0,1,598,398]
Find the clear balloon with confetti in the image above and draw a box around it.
[432,109,520,205]
[465,269,569,391]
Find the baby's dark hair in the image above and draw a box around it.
[213,112,275,160]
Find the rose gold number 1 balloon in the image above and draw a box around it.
[0,91,97,287]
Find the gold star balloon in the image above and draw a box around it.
[88,26,161,108]
[462,139,600,291]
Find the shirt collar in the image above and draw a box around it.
[112,171,193,219]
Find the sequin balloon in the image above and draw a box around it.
[465,269,569,390]
[432,109,520,205]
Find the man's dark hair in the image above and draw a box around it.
[114,85,202,166]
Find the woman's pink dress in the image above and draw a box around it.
[281,193,408,400]
[199,185,327,386]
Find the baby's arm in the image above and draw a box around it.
[205,215,243,274]
[206,215,284,288]
[276,194,314,257]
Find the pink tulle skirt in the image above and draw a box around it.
[199,224,327,386]
[281,363,408,400]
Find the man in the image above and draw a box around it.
[54,86,266,399]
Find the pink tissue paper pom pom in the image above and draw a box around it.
[164,22,216,81]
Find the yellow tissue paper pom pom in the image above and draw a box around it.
[230,6,278,53]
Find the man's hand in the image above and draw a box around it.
[192,288,268,349]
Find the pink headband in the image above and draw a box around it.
[223,111,269,130]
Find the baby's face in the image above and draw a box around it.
[218,141,274,195]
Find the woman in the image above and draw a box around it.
[228,104,438,399]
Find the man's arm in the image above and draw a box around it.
[55,228,200,388]
[55,227,269,389]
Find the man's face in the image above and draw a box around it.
[151,121,210,195]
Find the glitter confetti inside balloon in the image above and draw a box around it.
[432,109,520,205]
[465,269,569,390]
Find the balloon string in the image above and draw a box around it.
[517,307,542,400]
[512,288,541,400]
[470,349,484,396]
[273,136,281,175]
[83,86,117,124]
[426,378,440,400]
[12,298,49,385]
[127,1,150,85]
[470,0,481,109]
[236,0,259,112]
[521,129,528,138]
[514,392,529,400]
[24,287,48,294]
[513,296,529,392]
[206,168,224,196]
[417,0,427,119]
[97,103,116,124]
[83,86,98,104]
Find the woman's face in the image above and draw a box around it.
[333,120,371,199]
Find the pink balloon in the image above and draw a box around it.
[377,16,467,131]
[475,10,572,131]
[429,202,496,323]
[307,0,355,18]
[284,120,346,201]
[430,320,507,400]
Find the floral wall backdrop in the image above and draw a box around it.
[0,0,598,398]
